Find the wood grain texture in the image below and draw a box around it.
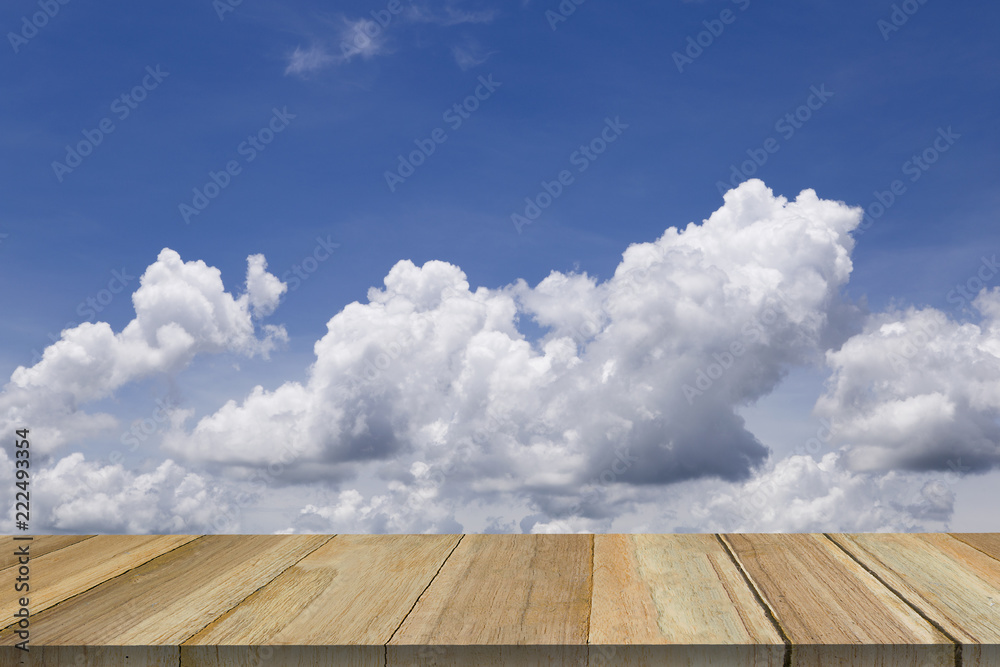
[387,533,591,665]
[0,535,93,571]
[831,532,1000,667]
[951,532,1000,562]
[0,534,197,628]
[723,533,954,666]
[589,534,784,666]
[0,532,996,665]
[186,534,461,645]
[1,535,330,646]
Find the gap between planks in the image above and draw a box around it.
[825,534,964,667]
[1,535,205,637]
[383,533,465,667]
[176,534,338,645]
[715,533,793,667]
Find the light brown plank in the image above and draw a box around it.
[951,532,1000,562]
[589,534,784,666]
[723,533,954,666]
[0,534,330,647]
[0,535,94,571]
[388,533,590,665]
[831,532,1000,667]
[184,534,460,651]
[0,534,198,627]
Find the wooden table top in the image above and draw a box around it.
[1,533,998,666]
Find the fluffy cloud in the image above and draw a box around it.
[9,179,995,534]
[164,181,864,521]
[31,453,235,533]
[0,249,286,452]
[280,461,464,534]
[690,453,956,533]
[816,289,1000,473]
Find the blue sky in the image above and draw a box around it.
[2,0,999,534]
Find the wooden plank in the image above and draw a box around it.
[183,533,461,666]
[0,646,176,667]
[588,533,784,666]
[180,646,379,667]
[831,532,1000,667]
[0,534,198,626]
[0,534,330,647]
[723,533,954,666]
[951,532,1000,562]
[388,533,591,666]
[0,535,94,571]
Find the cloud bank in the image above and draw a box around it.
[3,180,995,534]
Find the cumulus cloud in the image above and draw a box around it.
[691,453,956,532]
[0,249,287,452]
[164,181,865,523]
[816,288,1000,473]
[10,179,995,534]
[280,461,464,534]
[31,453,235,533]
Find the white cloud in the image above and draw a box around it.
[8,178,994,534]
[281,461,464,534]
[31,453,235,533]
[691,453,955,532]
[244,253,287,318]
[164,180,865,521]
[451,35,496,70]
[284,44,338,76]
[816,289,1000,473]
[0,249,287,452]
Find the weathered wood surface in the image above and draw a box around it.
[0,535,93,571]
[0,533,997,667]
[724,533,956,665]
[387,533,592,665]
[0,534,198,624]
[831,533,1000,667]
[589,533,785,666]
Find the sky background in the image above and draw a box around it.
[2,0,999,534]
